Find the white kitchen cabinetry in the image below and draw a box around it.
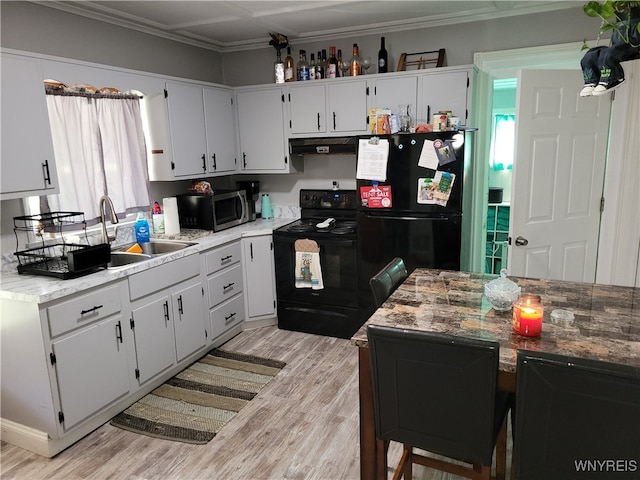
[203,241,245,340]
[419,69,471,126]
[236,86,292,173]
[242,234,277,325]
[146,81,237,180]
[0,280,131,456]
[327,79,369,134]
[0,53,59,200]
[128,254,206,384]
[370,76,418,119]
[203,86,237,175]
[288,83,327,135]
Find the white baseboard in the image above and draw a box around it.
[0,418,55,457]
[242,317,277,330]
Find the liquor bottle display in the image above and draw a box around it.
[349,43,361,76]
[284,46,295,82]
[297,50,310,81]
[309,52,316,80]
[327,46,338,79]
[274,49,285,84]
[337,49,344,77]
[378,36,388,73]
[316,50,325,79]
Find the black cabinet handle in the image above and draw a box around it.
[250,242,254,260]
[223,282,235,291]
[221,254,232,263]
[201,154,206,171]
[177,295,184,315]
[212,153,217,170]
[317,112,321,130]
[224,312,236,324]
[333,112,336,130]
[163,300,169,321]
[80,305,103,315]
[243,153,247,168]
[115,321,123,343]
[42,160,52,185]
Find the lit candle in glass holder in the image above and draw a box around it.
[512,294,543,337]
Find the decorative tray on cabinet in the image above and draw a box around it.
[13,212,110,279]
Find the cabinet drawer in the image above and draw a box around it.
[205,241,241,275]
[209,293,245,340]
[47,284,122,337]
[207,263,243,308]
[129,254,200,301]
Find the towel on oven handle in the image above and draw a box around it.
[294,239,323,290]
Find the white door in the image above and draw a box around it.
[509,69,612,282]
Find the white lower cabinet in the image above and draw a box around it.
[51,315,130,431]
[242,234,277,322]
[203,240,245,340]
[128,254,206,385]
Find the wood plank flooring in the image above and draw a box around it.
[1,326,513,480]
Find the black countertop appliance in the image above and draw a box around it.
[356,131,467,318]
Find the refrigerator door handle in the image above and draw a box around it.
[363,215,451,221]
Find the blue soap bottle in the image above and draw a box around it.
[134,212,150,244]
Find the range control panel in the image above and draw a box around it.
[299,189,357,210]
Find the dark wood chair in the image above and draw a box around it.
[369,257,408,308]
[513,350,640,480]
[367,325,509,480]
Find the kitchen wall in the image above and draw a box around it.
[222,6,598,86]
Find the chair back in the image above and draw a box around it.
[367,324,502,466]
[514,350,640,480]
[369,257,408,308]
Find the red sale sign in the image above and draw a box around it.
[360,185,393,208]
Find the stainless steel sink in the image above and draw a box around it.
[112,240,197,255]
[107,252,152,268]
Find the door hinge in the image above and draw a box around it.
[600,197,605,213]
[170,161,175,170]
[135,368,140,380]
[270,242,273,251]
[273,300,277,308]
[164,88,168,98]
[58,411,64,424]
[202,287,205,296]
[205,329,208,339]
[289,119,292,128]
[50,352,56,365]
[284,156,288,164]
[281,94,285,103]
[466,77,470,88]
[367,86,370,96]
[230,97,234,106]
[130,318,135,329]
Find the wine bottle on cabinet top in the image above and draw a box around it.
[284,47,295,82]
[349,43,361,76]
[327,46,338,79]
[378,36,388,73]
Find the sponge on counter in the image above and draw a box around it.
[126,243,143,253]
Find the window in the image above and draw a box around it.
[27,82,151,226]
[490,113,516,171]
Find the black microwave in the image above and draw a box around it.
[176,190,251,231]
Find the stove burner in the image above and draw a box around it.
[331,227,355,235]
[287,224,315,233]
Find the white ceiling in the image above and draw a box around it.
[35,1,579,52]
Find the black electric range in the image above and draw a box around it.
[273,189,362,338]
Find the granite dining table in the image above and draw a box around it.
[350,268,640,480]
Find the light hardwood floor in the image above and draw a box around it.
[1,326,512,480]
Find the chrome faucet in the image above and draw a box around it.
[98,195,119,245]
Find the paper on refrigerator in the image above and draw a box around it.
[356,138,389,181]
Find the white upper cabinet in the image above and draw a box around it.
[165,81,209,177]
[146,81,237,181]
[327,79,369,134]
[203,86,237,174]
[1,53,59,199]
[419,69,471,126]
[236,86,291,173]
[370,75,418,119]
[288,84,327,135]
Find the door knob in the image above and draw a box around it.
[515,236,529,246]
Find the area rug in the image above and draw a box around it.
[110,348,286,444]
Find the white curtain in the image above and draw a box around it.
[44,94,151,223]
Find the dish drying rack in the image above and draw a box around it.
[13,212,110,279]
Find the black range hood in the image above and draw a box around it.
[289,136,357,156]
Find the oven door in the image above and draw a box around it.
[274,234,358,308]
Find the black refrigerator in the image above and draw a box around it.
[356,131,468,317]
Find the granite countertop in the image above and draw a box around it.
[0,218,295,304]
[352,269,640,373]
